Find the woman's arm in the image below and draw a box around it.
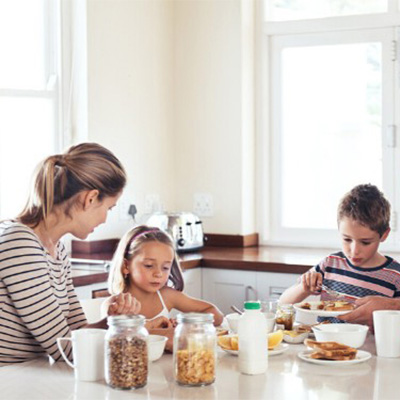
[163,287,224,326]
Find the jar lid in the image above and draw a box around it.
[244,301,261,310]
[107,314,146,326]
[176,312,214,324]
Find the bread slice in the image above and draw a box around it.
[305,339,357,361]
[305,339,352,350]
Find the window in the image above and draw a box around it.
[260,1,400,250]
[0,0,63,219]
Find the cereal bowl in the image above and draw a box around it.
[225,313,241,333]
[148,335,168,362]
[312,323,368,348]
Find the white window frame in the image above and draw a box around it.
[0,1,73,219]
[257,4,400,251]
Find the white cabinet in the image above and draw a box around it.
[256,271,300,300]
[183,268,202,299]
[202,268,257,315]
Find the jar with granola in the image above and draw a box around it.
[105,315,148,390]
[174,313,216,386]
[275,304,295,330]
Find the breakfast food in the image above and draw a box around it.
[217,330,283,351]
[216,327,229,336]
[176,349,215,385]
[298,300,355,312]
[304,339,357,361]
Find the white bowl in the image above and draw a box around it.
[148,334,168,362]
[226,313,241,333]
[312,323,368,348]
[283,331,309,344]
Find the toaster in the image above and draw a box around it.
[146,212,205,252]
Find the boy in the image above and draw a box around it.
[280,184,400,322]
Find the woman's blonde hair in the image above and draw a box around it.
[17,142,126,227]
[108,225,184,295]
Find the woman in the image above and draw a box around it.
[0,143,167,366]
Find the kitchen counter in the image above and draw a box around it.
[71,246,336,287]
[1,334,397,400]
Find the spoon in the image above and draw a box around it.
[231,305,243,315]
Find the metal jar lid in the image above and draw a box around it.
[107,314,146,327]
[176,312,214,324]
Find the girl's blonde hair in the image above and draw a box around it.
[108,225,184,295]
[17,142,126,227]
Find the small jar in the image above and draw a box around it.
[174,313,216,386]
[105,315,148,390]
[275,304,295,330]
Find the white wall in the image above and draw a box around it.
[75,0,256,240]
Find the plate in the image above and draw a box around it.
[293,302,354,317]
[221,343,289,357]
[297,350,371,366]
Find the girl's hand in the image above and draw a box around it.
[107,293,141,316]
[300,271,323,294]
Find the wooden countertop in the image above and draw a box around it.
[71,245,336,287]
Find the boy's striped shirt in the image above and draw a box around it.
[0,221,87,366]
[314,251,400,323]
[315,251,400,300]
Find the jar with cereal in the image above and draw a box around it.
[105,315,148,390]
[174,313,216,386]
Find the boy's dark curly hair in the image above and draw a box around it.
[337,184,391,237]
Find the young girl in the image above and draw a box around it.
[107,225,224,327]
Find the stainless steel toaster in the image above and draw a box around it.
[146,212,205,252]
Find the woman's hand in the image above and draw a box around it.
[300,271,323,294]
[106,293,141,316]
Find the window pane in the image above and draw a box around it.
[266,0,388,21]
[280,42,382,229]
[0,97,56,218]
[0,0,47,89]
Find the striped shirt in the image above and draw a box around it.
[0,221,87,366]
[314,251,400,322]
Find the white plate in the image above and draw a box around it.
[297,350,371,366]
[221,343,289,357]
[293,302,354,317]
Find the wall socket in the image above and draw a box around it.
[144,194,162,214]
[193,193,214,217]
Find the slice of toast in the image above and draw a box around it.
[305,339,352,350]
[310,352,357,361]
[305,339,357,361]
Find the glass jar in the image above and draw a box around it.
[105,315,148,390]
[275,304,295,330]
[174,313,216,386]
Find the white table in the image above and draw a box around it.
[0,333,398,400]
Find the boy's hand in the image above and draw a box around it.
[107,293,141,316]
[300,271,323,294]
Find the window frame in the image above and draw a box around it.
[257,4,400,252]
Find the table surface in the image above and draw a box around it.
[1,333,398,400]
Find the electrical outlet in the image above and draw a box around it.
[119,197,134,221]
[193,193,213,217]
[144,194,161,214]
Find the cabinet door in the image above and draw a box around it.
[74,282,108,300]
[202,268,257,315]
[183,268,202,299]
[256,271,300,300]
